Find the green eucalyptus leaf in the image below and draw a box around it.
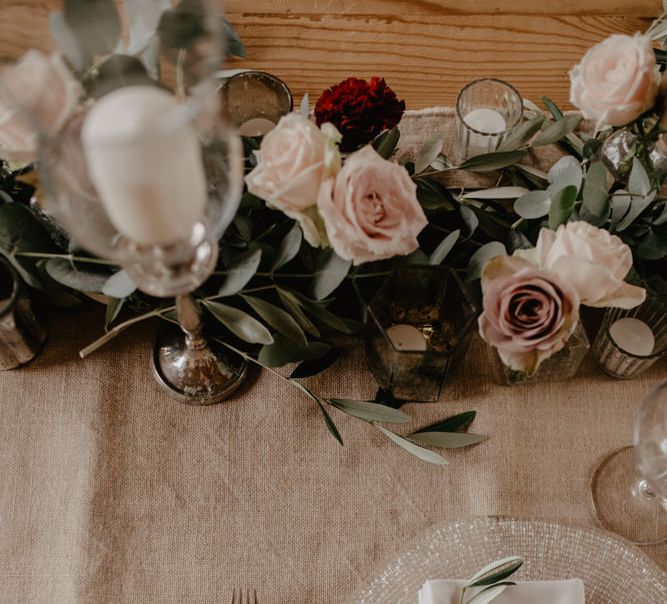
[312,251,351,300]
[515,163,548,182]
[299,93,310,118]
[277,288,320,338]
[460,205,479,238]
[461,187,529,201]
[372,127,400,160]
[580,160,609,226]
[466,241,506,281]
[541,96,563,119]
[415,410,476,434]
[290,347,340,378]
[273,223,302,271]
[102,270,136,298]
[292,291,353,334]
[547,156,583,194]
[242,295,307,346]
[233,214,253,242]
[416,177,457,210]
[44,258,108,293]
[218,248,262,296]
[616,191,657,232]
[329,399,411,424]
[497,115,545,151]
[534,113,582,146]
[429,229,460,265]
[0,249,42,289]
[415,134,444,174]
[317,399,344,446]
[221,15,245,57]
[514,190,551,219]
[610,191,633,229]
[458,150,526,172]
[63,0,121,62]
[105,297,124,328]
[377,426,448,465]
[548,185,577,230]
[468,556,524,587]
[257,333,329,367]
[408,431,486,448]
[628,157,652,196]
[204,300,273,345]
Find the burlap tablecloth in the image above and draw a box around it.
[1,110,666,604]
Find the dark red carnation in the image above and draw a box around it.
[314,77,406,153]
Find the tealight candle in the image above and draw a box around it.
[464,108,507,134]
[82,86,207,246]
[238,116,276,137]
[609,317,655,357]
[385,324,428,351]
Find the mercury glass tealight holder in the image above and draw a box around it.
[365,266,478,402]
[455,78,523,160]
[593,293,667,379]
[220,71,293,137]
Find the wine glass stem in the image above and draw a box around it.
[633,478,667,510]
[175,294,208,351]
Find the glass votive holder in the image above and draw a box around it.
[0,255,48,369]
[592,293,667,379]
[455,78,523,160]
[365,266,478,402]
[220,71,293,137]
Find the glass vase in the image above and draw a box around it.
[495,320,590,385]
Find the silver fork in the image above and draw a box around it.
[231,588,258,604]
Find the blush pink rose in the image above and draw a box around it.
[479,255,580,375]
[569,33,660,127]
[0,50,82,161]
[519,222,645,309]
[317,146,427,265]
[245,113,341,247]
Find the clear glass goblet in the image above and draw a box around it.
[591,380,667,545]
[0,0,248,404]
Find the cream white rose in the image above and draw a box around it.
[522,222,645,308]
[0,50,82,161]
[317,146,428,265]
[245,114,341,247]
[569,33,660,127]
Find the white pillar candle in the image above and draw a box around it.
[464,108,507,134]
[463,108,507,156]
[238,117,276,137]
[609,317,655,357]
[386,324,428,351]
[82,86,207,246]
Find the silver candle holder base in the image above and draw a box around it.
[152,295,248,405]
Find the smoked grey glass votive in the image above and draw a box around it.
[365,266,478,402]
[456,78,523,160]
[220,71,293,137]
[593,294,667,379]
[0,255,48,369]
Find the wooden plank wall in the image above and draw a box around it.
[0,0,662,109]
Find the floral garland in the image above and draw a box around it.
[0,3,666,461]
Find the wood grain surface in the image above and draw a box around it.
[0,1,661,108]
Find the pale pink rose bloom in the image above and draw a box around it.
[479,255,580,375]
[317,146,428,265]
[245,114,341,247]
[569,33,660,127]
[522,222,646,309]
[0,50,82,161]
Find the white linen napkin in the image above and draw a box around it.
[418,579,585,604]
